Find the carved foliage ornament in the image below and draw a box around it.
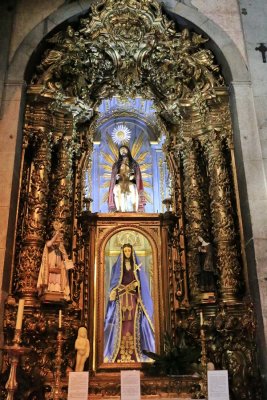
[32,0,223,122]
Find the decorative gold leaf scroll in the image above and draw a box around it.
[31,0,223,123]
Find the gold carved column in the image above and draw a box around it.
[165,125,189,312]
[181,139,208,301]
[16,104,52,302]
[50,113,74,237]
[204,131,241,302]
[72,124,94,307]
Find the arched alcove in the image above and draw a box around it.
[1,1,265,399]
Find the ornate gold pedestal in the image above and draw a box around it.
[88,374,201,399]
[40,292,66,304]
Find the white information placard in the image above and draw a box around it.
[67,371,89,400]
[121,370,141,400]
[208,370,229,400]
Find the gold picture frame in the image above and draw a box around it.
[81,213,168,372]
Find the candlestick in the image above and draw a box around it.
[2,327,31,400]
[162,197,172,212]
[200,310,204,327]
[53,329,64,400]
[59,310,62,329]
[83,197,93,212]
[15,299,25,330]
[199,309,207,398]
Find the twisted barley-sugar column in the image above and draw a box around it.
[181,140,207,301]
[50,134,73,229]
[165,144,189,311]
[204,133,241,302]
[72,125,93,306]
[16,106,52,301]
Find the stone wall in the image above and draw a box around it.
[238,0,267,391]
[191,0,246,61]
[0,0,266,394]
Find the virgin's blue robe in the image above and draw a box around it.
[104,251,155,362]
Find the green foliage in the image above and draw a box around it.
[144,332,201,376]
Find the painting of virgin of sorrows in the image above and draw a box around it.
[104,243,155,363]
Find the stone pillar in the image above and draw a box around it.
[204,131,241,302]
[230,81,267,391]
[0,81,25,366]
[15,105,52,302]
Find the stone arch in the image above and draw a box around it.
[8,1,249,84]
[5,0,254,308]
[1,2,264,399]
[10,0,248,314]
[163,2,249,83]
[8,1,94,82]
[5,2,254,263]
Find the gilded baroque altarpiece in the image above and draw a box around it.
[0,0,262,399]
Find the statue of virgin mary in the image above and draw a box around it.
[104,243,155,362]
[108,145,146,212]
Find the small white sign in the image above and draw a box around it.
[68,371,89,400]
[208,370,229,400]
[121,370,141,400]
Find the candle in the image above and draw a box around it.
[200,310,204,327]
[15,299,25,330]
[59,310,62,329]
